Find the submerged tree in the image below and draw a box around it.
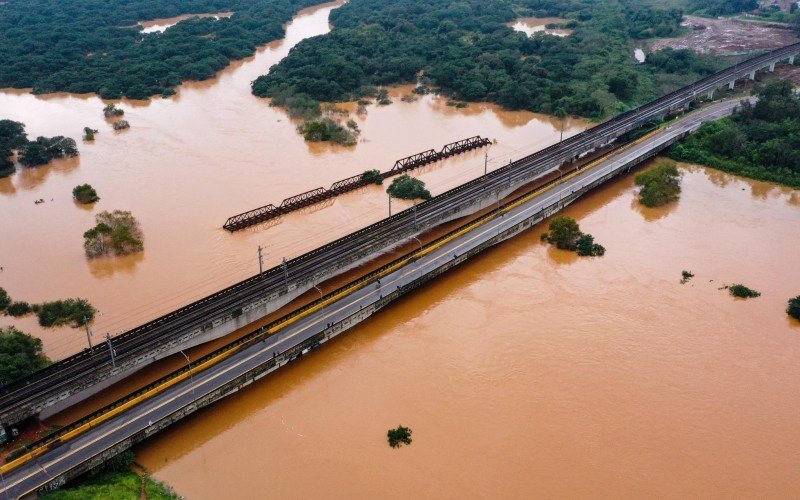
[37,298,96,328]
[387,425,412,448]
[0,287,10,312]
[543,216,605,256]
[788,296,800,321]
[103,103,124,118]
[362,169,383,185]
[635,161,682,207]
[83,127,98,141]
[729,284,760,299]
[83,210,144,258]
[387,174,431,201]
[73,183,100,204]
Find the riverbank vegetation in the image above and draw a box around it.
[387,425,412,448]
[73,184,100,204]
[0,326,51,386]
[41,451,178,499]
[387,175,432,201]
[253,0,726,120]
[541,215,605,256]
[84,210,144,258]
[788,296,800,321]
[634,161,682,207]
[668,81,800,189]
[1,119,79,177]
[728,284,761,298]
[0,0,330,99]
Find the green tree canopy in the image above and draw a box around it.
[0,326,51,386]
[386,175,432,201]
[634,161,681,207]
[546,215,582,250]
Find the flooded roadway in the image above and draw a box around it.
[0,0,585,360]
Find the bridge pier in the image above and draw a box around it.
[769,63,776,72]
[728,80,735,90]
[707,90,714,100]
[749,70,756,80]
[790,55,795,65]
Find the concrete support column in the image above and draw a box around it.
[769,63,775,72]
[749,70,756,80]
[790,55,795,65]
[728,80,735,90]
[707,90,714,100]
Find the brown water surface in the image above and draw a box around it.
[139,12,234,34]
[510,17,573,37]
[0,0,586,360]
[135,163,800,498]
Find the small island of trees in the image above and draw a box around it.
[73,184,100,204]
[541,215,605,256]
[83,127,98,141]
[83,210,144,258]
[634,161,681,207]
[102,104,124,118]
[387,175,432,201]
[297,117,358,146]
[1,119,78,177]
[1,287,97,328]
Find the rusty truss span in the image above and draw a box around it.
[222,136,492,232]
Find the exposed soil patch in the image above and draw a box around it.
[649,15,798,55]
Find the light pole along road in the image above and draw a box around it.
[0,97,746,499]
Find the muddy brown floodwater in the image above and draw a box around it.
[138,12,234,34]
[134,163,800,498]
[509,17,573,37]
[0,0,586,360]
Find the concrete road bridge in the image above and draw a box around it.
[0,41,797,434]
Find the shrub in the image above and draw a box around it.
[634,161,681,207]
[387,425,412,448]
[86,450,135,478]
[786,296,800,321]
[729,284,760,299]
[376,88,392,105]
[112,120,130,130]
[6,301,33,317]
[681,270,694,283]
[0,326,51,385]
[362,169,383,185]
[298,118,357,146]
[546,216,582,250]
[386,175,431,200]
[103,104,124,118]
[73,183,100,204]
[37,298,96,328]
[83,127,98,141]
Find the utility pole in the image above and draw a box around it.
[282,257,289,289]
[257,245,264,275]
[83,317,93,349]
[388,194,392,216]
[412,202,417,228]
[484,152,488,175]
[105,333,116,368]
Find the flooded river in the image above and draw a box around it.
[0,0,585,360]
[2,1,799,497]
[135,164,800,498]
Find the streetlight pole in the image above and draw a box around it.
[257,245,264,275]
[180,350,195,399]
[83,317,93,349]
[388,194,392,216]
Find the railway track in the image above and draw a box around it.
[2,41,797,427]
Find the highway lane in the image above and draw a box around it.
[0,97,746,499]
[3,42,796,424]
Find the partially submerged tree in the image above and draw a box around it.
[37,298,96,328]
[0,287,10,312]
[387,174,431,200]
[788,296,800,321]
[297,118,357,145]
[103,103,124,118]
[362,169,383,185]
[5,301,33,317]
[543,215,605,256]
[112,120,130,130]
[83,127,98,141]
[18,136,78,167]
[635,161,681,207]
[0,326,51,386]
[729,284,760,299]
[73,183,100,204]
[387,425,412,448]
[83,210,144,258]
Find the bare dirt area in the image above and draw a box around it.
[650,15,799,55]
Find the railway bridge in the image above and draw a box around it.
[1,41,798,433]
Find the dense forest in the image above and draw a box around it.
[0,0,328,99]
[253,0,727,119]
[668,80,800,188]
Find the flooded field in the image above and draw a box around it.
[0,0,586,360]
[136,163,800,498]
